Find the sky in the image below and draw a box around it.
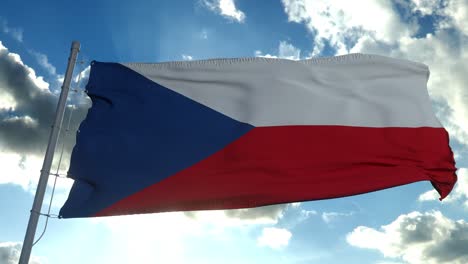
[0,0,467,263]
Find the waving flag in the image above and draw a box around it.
[60,54,457,218]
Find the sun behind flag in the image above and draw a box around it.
[60,54,457,218]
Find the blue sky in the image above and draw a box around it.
[1,0,467,263]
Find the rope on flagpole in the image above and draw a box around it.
[32,99,76,246]
[32,59,86,246]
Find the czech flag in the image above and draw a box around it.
[59,54,457,218]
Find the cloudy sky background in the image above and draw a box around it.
[0,0,467,263]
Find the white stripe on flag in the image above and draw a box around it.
[124,54,441,128]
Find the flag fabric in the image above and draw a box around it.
[59,54,457,218]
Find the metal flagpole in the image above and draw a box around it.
[19,41,80,264]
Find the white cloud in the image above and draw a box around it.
[202,0,245,23]
[278,41,301,60]
[290,202,301,208]
[255,41,301,60]
[274,205,318,229]
[0,242,44,264]
[257,227,292,249]
[30,50,57,76]
[0,92,16,111]
[301,209,317,217]
[321,211,354,224]
[418,189,440,202]
[281,0,414,55]
[0,151,74,203]
[409,0,443,16]
[419,168,468,207]
[30,49,85,95]
[0,18,23,42]
[293,208,317,224]
[181,54,194,61]
[440,0,468,36]
[347,211,468,264]
[254,50,278,58]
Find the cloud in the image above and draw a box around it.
[347,211,468,264]
[407,0,444,16]
[0,18,23,42]
[266,204,318,229]
[181,54,194,61]
[300,208,317,217]
[0,41,89,155]
[223,204,287,221]
[277,41,301,59]
[0,152,43,190]
[0,41,56,155]
[29,50,57,76]
[0,242,43,264]
[419,168,468,207]
[0,42,86,155]
[255,41,302,60]
[281,0,414,55]
[439,0,468,36]
[295,208,317,224]
[418,189,440,202]
[202,0,245,23]
[290,202,301,208]
[257,227,292,249]
[184,204,289,225]
[0,41,89,192]
[254,50,276,58]
[321,211,354,224]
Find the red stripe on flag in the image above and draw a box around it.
[95,126,456,217]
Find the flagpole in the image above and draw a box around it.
[19,41,80,264]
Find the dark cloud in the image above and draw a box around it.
[398,214,437,243]
[425,221,468,263]
[347,211,468,264]
[223,204,287,220]
[0,242,19,264]
[184,204,288,222]
[0,42,89,160]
